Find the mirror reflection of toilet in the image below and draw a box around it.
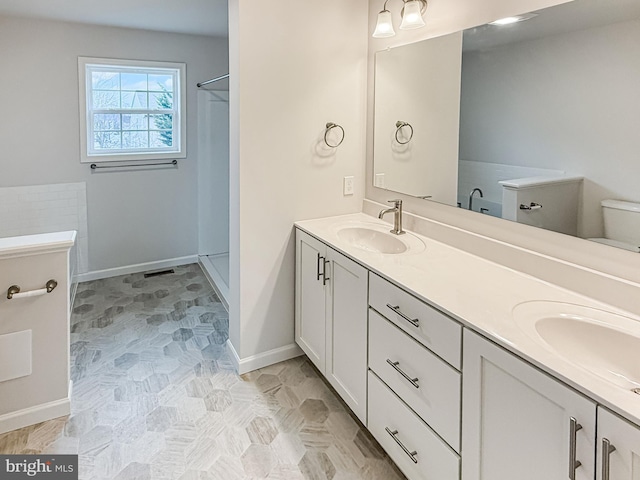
[588,200,640,253]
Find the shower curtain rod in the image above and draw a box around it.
[197,73,230,88]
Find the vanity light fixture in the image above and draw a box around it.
[373,0,427,38]
[489,12,538,26]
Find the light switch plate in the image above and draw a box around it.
[343,176,354,196]
[375,173,385,188]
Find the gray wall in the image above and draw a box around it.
[460,18,640,238]
[0,15,228,272]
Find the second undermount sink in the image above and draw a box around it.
[335,223,425,255]
[513,301,640,392]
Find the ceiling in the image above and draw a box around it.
[463,0,640,52]
[0,0,228,37]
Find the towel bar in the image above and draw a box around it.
[7,280,57,300]
[90,159,178,170]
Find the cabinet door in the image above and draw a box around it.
[462,330,596,480]
[597,407,640,480]
[325,248,368,423]
[295,230,327,373]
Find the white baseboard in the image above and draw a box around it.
[0,397,71,435]
[198,256,229,311]
[76,255,198,282]
[226,339,241,371]
[226,340,303,375]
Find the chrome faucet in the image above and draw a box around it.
[379,199,405,235]
[468,188,483,211]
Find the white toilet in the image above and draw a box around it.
[589,199,640,253]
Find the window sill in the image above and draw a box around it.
[80,151,186,164]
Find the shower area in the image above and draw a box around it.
[197,74,230,306]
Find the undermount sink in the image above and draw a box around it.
[513,301,640,392]
[334,223,425,255]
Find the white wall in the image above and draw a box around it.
[0,15,228,272]
[229,0,369,366]
[459,18,640,238]
[197,90,229,256]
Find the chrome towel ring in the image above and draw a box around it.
[324,122,345,148]
[395,121,414,145]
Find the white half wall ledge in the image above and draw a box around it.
[76,255,198,283]
[226,340,304,375]
[0,231,76,260]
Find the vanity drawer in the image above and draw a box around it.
[369,309,461,452]
[369,273,461,369]
[368,371,460,480]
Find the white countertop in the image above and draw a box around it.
[0,231,76,259]
[295,213,640,426]
[499,175,583,188]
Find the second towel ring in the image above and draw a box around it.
[395,121,414,145]
[324,122,345,148]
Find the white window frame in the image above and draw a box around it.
[78,57,187,163]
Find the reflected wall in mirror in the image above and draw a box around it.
[373,0,640,253]
[373,31,462,205]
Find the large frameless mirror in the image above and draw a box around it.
[373,0,640,253]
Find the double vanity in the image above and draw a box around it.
[294,210,640,480]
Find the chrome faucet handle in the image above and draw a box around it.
[381,199,404,235]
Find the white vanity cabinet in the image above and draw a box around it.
[295,217,640,480]
[295,231,327,369]
[294,229,368,423]
[462,329,596,480]
[368,371,460,480]
[597,407,640,480]
[369,273,461,369]
[367,273,462,479]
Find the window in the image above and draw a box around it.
[78,57,186,163]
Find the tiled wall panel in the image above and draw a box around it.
[0,183,88,273]
[458,161,564,204]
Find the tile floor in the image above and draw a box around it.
[0,264,405,480]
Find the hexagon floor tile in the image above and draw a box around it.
[0,264,405,480]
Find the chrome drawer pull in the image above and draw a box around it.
[386,359,419,389]
[601,438,616,480]
[316,253,323,281]
[386,304,419,328]
[323,259,330,285]
[385,427,418,464]
[569,417,583,480]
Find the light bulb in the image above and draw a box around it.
[400,0,425,30]
[373,10,395,38]
[489,13,538,26]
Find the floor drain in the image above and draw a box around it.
[144,269,175,278]
[632,388,640,396]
